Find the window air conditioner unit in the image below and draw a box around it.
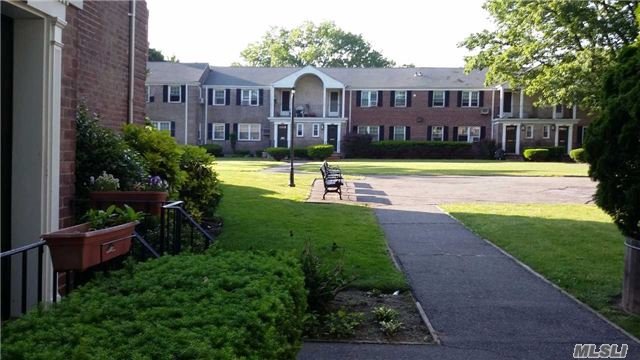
[480,107,490,115]
[199,97,204,104]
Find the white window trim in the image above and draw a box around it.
[461,91,480,107]
[212,123,226,140]
[525,125,534,139]
[431,125,444,141]
[357,125,380,141]
[238,123,261,141]
[152,120,171,132]
[312,123,321,137]
[168,85,182,103]
[432,91,445,107]
[296,123,304,137]
[393,126,406,141]
[146,86,151,103]
[555,104,564,113]
[241,89,259,106]
[361,90,378,107]
[213,89,226,106]
[542,125,551,139]
[329,91,340,115]
[394,91,407,107]
[459,126,481,143]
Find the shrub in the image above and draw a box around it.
[369,141,474,159]
[200,144,223,157]
[179,145,223,219]
[1,251,307,360]
[231,150,251,157]
[523,148,549,162]
[307,144,335,160]
[323,310,364,338]
[372,305,399,323]
[379,319,403,337]
[75,104,148,197]
[525,146,565,161]
[300,242,350,313]
[294,148,309,159]
[123,124,186,193]
[569,148,586,163]
[266,147,290,161]
[342,134,373,158]
[472,139,498,160]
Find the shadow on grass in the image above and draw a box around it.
[215,182,407,292]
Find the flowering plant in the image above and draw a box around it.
[131,175,169,192]
[90,172,120,191]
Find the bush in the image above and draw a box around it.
[369,141,474,159]
[342,134,373,158]
[307,144,335,160]
[123,124,186,193]
[200,144,223,157]
[231,149,251,157]
[300,243,350,313]
[294,148,309,159]
[472,139,498,160]
[569,148,586,163]
[525,146,565,161]
[266,147,290,161]
[179,145,222,219]
[75,104,148,197]
[323,310,364,339]
[1,251,307,360]
[523,148,549,161]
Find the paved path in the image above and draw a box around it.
[298,178,637,360]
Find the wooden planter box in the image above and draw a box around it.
[89,191,168,216]
[42,222,138,272]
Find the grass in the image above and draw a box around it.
[213,159,407,291]
[441,203,640,337]
[298,159,588,177]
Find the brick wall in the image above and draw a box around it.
[59,1,148,227]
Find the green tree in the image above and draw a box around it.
[148,48,165,61]
[460,0,637,110]
[240,21,395,68]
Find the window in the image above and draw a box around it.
[393,126,406,141]
[394,91,407,107]
[241,89,259,106]
[211,123,225,140]
[296,123,304,137]
[555,104,563,114]
[169,85,181,103]
[431,126,444,141]
[461,91,479,107]
[458,126,481,142]
[357,126,380,141]
[213,89,226,105]
[312,124,320,137]
[152,121,171,133]
[238,123,261,141]
[360,91,378,107]
[543,125,550,139]
[432,91,445,107]
[525,125,534,139]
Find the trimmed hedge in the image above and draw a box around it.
[200,144,223,157]
[524,146,565,161]
[294,148,309,159]
[266,147,289,161]
[307,144,334,160]
[1,251,307,360]
[523,148,549,161]
[569,148,586,163]
[368,141,474,159]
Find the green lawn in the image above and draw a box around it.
[441,203,640,337]
[213,159,407,291]
[299,159,588,177]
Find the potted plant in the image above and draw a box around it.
[89,172,169,216]
[42,205,142,271]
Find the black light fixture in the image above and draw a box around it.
[289,88,296,187]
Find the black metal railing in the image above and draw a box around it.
[0,241,47,319]
[158,201,214,255]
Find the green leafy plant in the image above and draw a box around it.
[523,148,549,162]
[266,147,290,161]
[179,145,222,220]
[83,205,142,230]
[200,143,223,157]
[90,171,120,191]
[372,305,399,323]
[300,242,351,312]
[570,148,586,163]
[307,144,334,160]
[323,309,364,338]
[379,319,403,337]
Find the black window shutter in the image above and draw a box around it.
[207,123,213,140]
[452,126,459,141]
[236,89,241,105]
[352,125,357,133]
[377,91,383,107]
[150,95,155,103]
[427,91,433,107]
[480,126,486,139]
[170,121,176,137]
[225,89,231,105]
[390,91,395,107]
[181,85,186,103]
[379,125,384,140]
[407,91,412,107]
[163,85,168,102]
[445,91,450,107]
[444,126,449,141]
[207,89,213,105]
[457,91,462,107]
[427,126,433,141]
[406,126,411,140]
[389,126,394,140]
[233,123,238,135]
[355,91,362,107]
[259,89,264,106]
[577,126,583,146]
[225,123,230,140]
[479,91,484,107]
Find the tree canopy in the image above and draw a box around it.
[460,0,638,111]
[239,21,395,68]
[148,48,165,62]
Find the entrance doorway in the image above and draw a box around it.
[505,125,517,153]
[327,125,338,151]
[558,126,569,150]
[277,124,288,147]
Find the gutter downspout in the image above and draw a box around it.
[127,0,136,124]
[184,84,189,144]
[348,88,352,133]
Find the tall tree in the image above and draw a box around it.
[240,21,395,68]
[148,48,165,62]
[460,0,637,111]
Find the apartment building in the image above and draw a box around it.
[146,63,591,155]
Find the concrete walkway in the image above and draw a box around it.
[298,179,638,360]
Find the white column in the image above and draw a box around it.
[519,90,524,118]
[567,125,573,153]
[499,86,504,118]
[270,86,275,117]
[554,124,560,146]
[341,87,346,118]
[336,123,341,153]
[184,84,189,144]
[501,123,507,151]
[204,87,208,144]
[287,122,291,148]
[323,124,328,145]
[572,105,577,120]
[322,86,327,118]
[515,123,521,155]
[273,122,278,147]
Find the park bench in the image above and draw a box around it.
[320,162,343,200]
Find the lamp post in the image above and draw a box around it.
[289,88,296,187]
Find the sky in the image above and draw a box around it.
[147,0,494,67]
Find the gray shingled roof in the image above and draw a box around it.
[147,62,209,84]
[202,66,488,89]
